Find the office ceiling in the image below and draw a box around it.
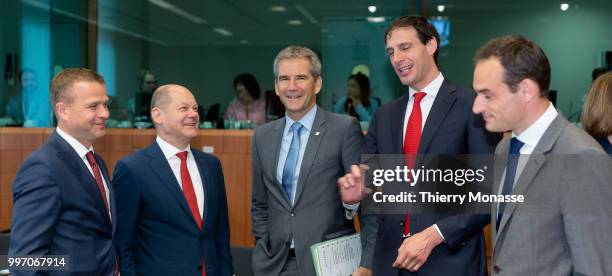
[53,0,612,46]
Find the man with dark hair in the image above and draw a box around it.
[338,15,499,275]
[113,84,233,275]
[473,35,612,275]
[10,68,117,275]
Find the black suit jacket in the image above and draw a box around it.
[360,78,500,275]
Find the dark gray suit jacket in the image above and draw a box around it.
[491,114,612,275]
[251,107,363,276]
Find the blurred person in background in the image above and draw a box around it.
[334,72,379,123]
[132,70,158,118]
[224,73,266,126]
[581,72,612,154]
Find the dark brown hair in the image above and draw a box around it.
[385,15,440,64]
[474,35,551,97]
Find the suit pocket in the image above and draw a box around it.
[311,158,339,171]
[255,237,273,257]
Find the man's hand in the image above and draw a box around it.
[392,225,444,272]
[352,266,372,276]
[338,164,370,204]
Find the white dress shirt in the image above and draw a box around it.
[56,127,112,219]
[402,72,444,144]
[156,136,205,218]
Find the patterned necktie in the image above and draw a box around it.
[402,92,426,237]
[176,151,203,229]
[85,151,110,212]
[496,137,524,230]
[282,122,304,203]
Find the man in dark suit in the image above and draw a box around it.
[112,84,232,276]
[251,45,363,276]
[473,35,612,275]
[339,16,499,275]
[9,68,116,275]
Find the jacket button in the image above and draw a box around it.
[493,265,501,273]
[291,213,295,217]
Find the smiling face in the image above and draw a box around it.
[151,86,199,149]
[472,57,526,133]
[56,81,110,148]
[275,57,322,121]
[385,26,439,91]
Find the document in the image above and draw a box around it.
[310,233,361,276]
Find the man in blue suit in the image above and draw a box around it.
[112,84,232,276]
[10,68,116,275]
[338,16,500,275]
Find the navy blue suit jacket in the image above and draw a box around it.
[360,79,500,275]
[9,131,117,276]
[112,142,232,276]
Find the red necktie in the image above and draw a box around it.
[402,92,426,237]
[85,151,119,275]
[85,151,110,212]
[176,151,203,229]
[176,151,206,276]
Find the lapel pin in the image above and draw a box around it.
[315,131,320,136]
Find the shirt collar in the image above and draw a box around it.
[156,136,192,160]
[513,102,558,148]
[56,127,94,158]
[284,104,317,135]
[408,72,444,98]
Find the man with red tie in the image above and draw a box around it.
[112,84,232,276]
[10,68,118,275]
[338,16,500,275]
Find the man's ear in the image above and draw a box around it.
[518,78,540,102]
[151,107,163,125]
[55,102,67,121]
[426,38,438,56]
[314,76,322,95]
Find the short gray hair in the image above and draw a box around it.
[273,45,321,79]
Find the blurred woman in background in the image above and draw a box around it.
[224,73,266,126]
[334,72,379,122]
[581,72,612,154]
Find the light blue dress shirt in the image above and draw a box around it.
[276,105,318,204]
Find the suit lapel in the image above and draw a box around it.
[419,79,456,155]
[145,143,196,226]
[494,115,568,241]
[293,109,326,207]
[193,151,211,232]
[392,94,410,153]
[492,139,509,242]
[267,118,293,209]
[96,154,116,234]
[51,132,112,228]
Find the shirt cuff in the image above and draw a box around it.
[433,224,445,241]
[343,202,360,219]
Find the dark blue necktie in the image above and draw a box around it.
[497,137,525,230]
[282,122,304,202]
